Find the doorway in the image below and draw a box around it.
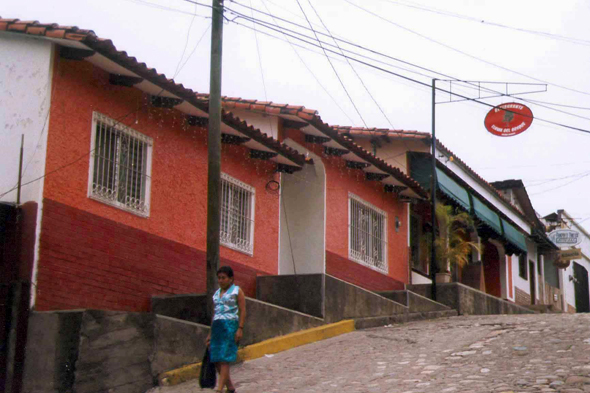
[529,261,536,305]
[573,262,590,313]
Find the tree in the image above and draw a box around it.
[434,204,481,273]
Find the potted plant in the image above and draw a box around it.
[434,204,481,283]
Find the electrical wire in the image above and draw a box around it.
[377,0,590,47]
[250,0,269,101]
[306,0,395,129]
[529,172,590,196]
[524,169,590,187]
[173,2,199,77]
[344,0,590,98]
[0,14,213,201]
[224,2,590,123]
[258,0,356,125]
[294,0,368,127]
[226,16,590,135]
[175,22,212,78]
[124,0,211,18]
[0,109,138,200]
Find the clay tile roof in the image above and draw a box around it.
[216,97,428,197]
[332,125,528,219]
[0,17,307,168]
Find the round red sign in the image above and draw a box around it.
[484,102,533,137]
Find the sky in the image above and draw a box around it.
[3,0,590,231]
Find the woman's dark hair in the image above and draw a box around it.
[217,265,234,278]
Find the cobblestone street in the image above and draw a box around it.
[151,313,590,392]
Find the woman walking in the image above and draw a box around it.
[207,266,246,393]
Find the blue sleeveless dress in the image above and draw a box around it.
[210,284,240,363]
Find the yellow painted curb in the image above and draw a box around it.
[237,319,355,362]
[158,319,355,386]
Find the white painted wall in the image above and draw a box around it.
[279,139,326,274]
[411,271,432,284]
[356,139,427,175]
[553,212,590,311]
[0,33,53,205]
[0,33,54,309]
[505,255,515,302]
[513,239,538,298]
[229,109,280,140]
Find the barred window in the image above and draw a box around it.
[221,173,255,255]
[88,112,152,217]
[349,194,388,273]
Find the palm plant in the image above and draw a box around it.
[434,204,481,273]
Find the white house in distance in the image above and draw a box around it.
[543,210,590,313]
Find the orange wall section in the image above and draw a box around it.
[284,128,409,285]
[43,55,279,275]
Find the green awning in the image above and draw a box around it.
[471,195,503,234]
[501,219,528,254]
[436,168,471,211]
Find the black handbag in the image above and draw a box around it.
[199,347,217,389]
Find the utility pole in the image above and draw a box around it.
[430,79,438,301]
[206,0,224,321]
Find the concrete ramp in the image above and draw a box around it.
[408,282,536,315]
[151,294,324,347]
[256,273,408,323]
[377,290,451,313]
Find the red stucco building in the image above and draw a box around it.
[1,18,428,315]
[0,19,306,312]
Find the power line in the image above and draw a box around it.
[175,22,212,77]
[225,15,590,135]
[259,0,357,125]
[294,0,368,127]
[306,0,395,129]
[530,172,590,196]
[524,169,590,187]
[0,21,213,202]
[344,0,590,98]
[224,2,590,124]
[173,1,199,77]
[377,0,590,47]
[124,0,211,18]
[522,98,590,111]
[250,0,269,101]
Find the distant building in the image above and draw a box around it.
[542,210,590,313]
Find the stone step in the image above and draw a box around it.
[524,304,562,314]
[377,289,451,313]
[354,309,458,330]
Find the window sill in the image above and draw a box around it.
[88,195,150,218]
[349,255,388,275]
[221,242,253,257]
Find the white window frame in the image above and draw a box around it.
[88,112,153,217]
[220,173,255,256]
[348,193,388,273]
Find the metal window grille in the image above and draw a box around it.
[90,112,152,216]
[220,173,255,254]
[349,194,388,273]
